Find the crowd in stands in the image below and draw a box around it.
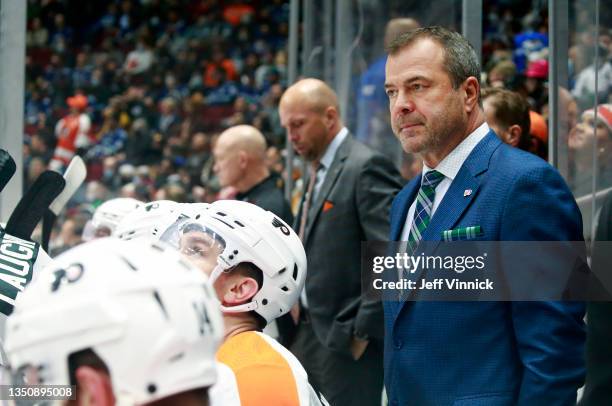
[21,0,612,254]
[23,0,291,254]
[480,1,612,195]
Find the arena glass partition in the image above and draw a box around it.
[552,0,610,242]
[293,0,464,179]
[291,0,609,242]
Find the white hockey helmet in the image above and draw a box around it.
[88,197,142,238]
[160,200,307,324]
[114,200,181,241]
[4,238,223,405]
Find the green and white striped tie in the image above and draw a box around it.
[407,170,445,254]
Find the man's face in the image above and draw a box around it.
[213,141,241,188]
[179,231,224,277]
[279,103,330,162]
[385,38,467,157]
[568,113,611,154]
[94,225,112,239]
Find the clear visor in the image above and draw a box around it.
[159,218,226,272]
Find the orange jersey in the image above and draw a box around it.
[211,331,326,406]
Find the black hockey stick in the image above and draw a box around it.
[5,171,66,240]
[0,149,16,194]
[41,156,87,251]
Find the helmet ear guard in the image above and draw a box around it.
[184,200,307,324]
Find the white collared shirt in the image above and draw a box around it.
[399,123,490,241]
[312,127,349,201]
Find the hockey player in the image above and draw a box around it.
[4,238,223,405]
[160,200,328,406]
[50,94,91,172]
[83,197,142,240]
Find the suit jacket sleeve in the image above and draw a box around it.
[581,190,612,405]
[353,153,403,340]
[501,164,586,405]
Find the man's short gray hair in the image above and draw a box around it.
[387,26,481,102]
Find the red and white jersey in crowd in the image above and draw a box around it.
[51,113,91,170]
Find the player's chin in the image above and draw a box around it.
[398,135,427,154]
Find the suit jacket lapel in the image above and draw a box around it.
[303,135,351,244]
[393,131,502,321]
[390,176,421,240]
[423,131,501,242]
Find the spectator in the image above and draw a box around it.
[51,214,88,256]
[50,93,91,172]
[204,48,238,88]
[568,104,612,195]
[572,44,612,110]
[524,59,549,112]
[482,87,532,150]
[157,97,180,138]
[487,59,518,88]
[26,17,48,48]
[86,107,127,160]
[529,110,549,160]
[355,17,420,163]
[123,36,154,75]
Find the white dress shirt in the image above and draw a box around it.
[312,127,349,201]
[399,123,490,241]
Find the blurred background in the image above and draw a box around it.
[0,0,609,253]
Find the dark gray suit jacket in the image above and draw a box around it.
[296,134,403,355]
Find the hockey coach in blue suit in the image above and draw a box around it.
[382,26,585,406]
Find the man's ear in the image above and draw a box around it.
[506,124,522,147]
[75,366,115,406]
[463,77,480,113]
[238,150,248,169]
[323,106,338,129]
[221,276,260,305]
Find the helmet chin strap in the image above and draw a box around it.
[208,264,259,315]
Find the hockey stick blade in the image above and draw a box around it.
[5,171,66,240]
[49,156,86,215]
[0,149,16,193]
[42,156,87,251]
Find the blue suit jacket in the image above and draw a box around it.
[384,131,586,406]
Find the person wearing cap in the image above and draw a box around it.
[524,59,548,112]
[568,104,612,196]
[50,93,91,172]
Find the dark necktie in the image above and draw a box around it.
[298,163,319,241]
